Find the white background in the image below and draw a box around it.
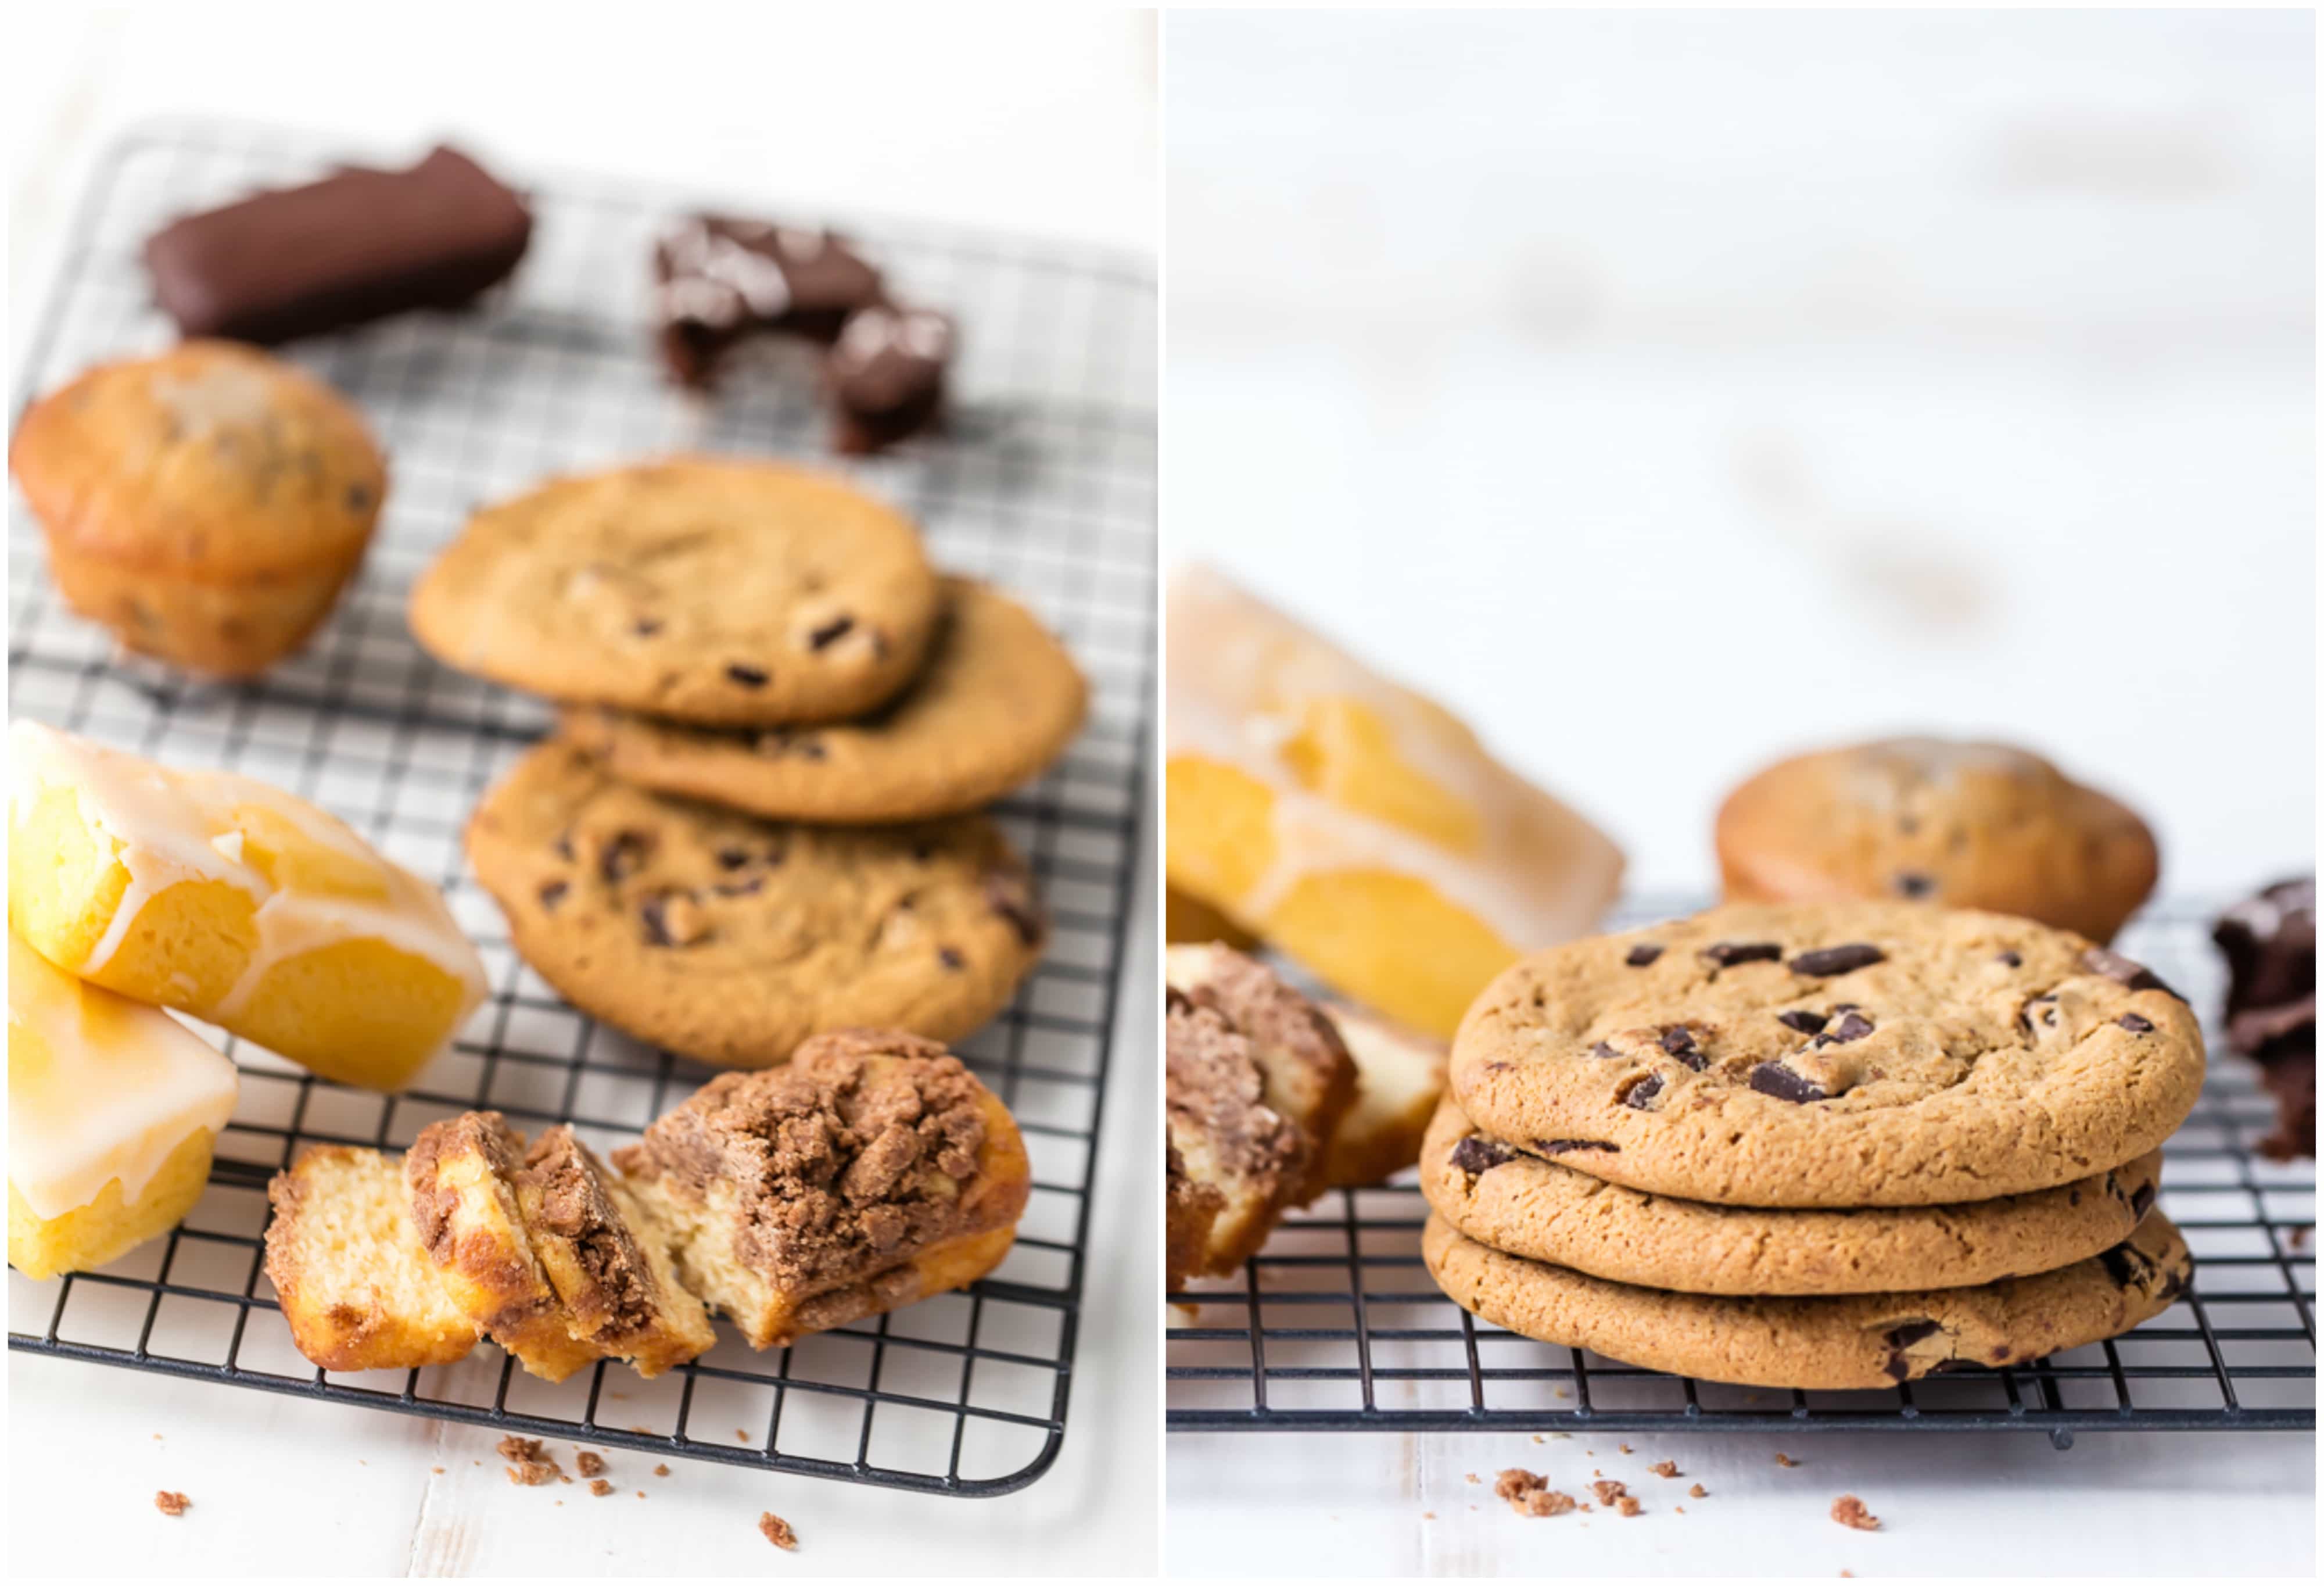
[1168,7,2314,899]
[1166,9,2313,1578]
[5,3,1157,1577]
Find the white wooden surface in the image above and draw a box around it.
[5,5,1159,1577]
[1164,10,2314,1576]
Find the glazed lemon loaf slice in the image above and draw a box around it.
[616,1030,1031,1349]
[8,929,239,1280]
[263,1145,480,1372]
[9,721,489,1091]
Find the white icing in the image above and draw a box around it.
[1164,566,1623,951]
[8,722,489,1034]
[8,931,238,1221]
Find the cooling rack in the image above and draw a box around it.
[1168,899,2315,1449]
[7,120,1154,1497]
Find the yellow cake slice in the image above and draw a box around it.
[1165,567,1625,1037]
[8,721,489,1091]
[1320,1003,1448,1188]
[8,929,239,1279]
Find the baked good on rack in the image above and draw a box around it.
[404,1111,602,1381]
[561,578,1087,823]
[2213,876,2315,1159]
[825,303,953,454]
[142,145,531,345]
[1420,1093,2163,1296]
[9,340,385,676]
[410,458,939,728]
[9,721,489,1092]
[511,1125,713,1377]
[653,217,887,384]
[614,1031,1031,1349]
[464,742,1045,1068]
[1422,1208,2192,1390]
[264,1145,482,1372]
[1448,901,2205,1208]
[1164,945,1356,1283]
[1165,1143,1226,1293]
[8,930,239,1280]
[1319,1003,1447,1188]
[1165,565,1623,1038]
[1715,737,2158,942]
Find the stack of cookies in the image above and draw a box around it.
[408,456,1086,1068]
[1422,901,2202,1389]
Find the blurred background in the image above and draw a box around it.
[1168,8,2314,897]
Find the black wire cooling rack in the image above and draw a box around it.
[7,120,1154,1497]
[1168,899,2316,1449]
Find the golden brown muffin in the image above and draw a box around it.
[615,1030,1030,1349]
[1716,737,2158,941]
[10,341,385,676]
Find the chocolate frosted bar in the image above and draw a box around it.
[144,146,532,344]
[2214,875,2316,1160]
[652,216,886,386]
[826,304,953,454]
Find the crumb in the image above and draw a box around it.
[1556,1387,1570,1398]
[554,1500,562,1508]
[736,1429,751,1442]
[1689,1483,1708,1499]
[2293,1225,2313,1250]
[1619,1443,1633,1455]
[1649,1460,1680,1479]
[1593,1468,1602,1477]
[1616,1495,1642,1517]
[1422,1511,1435,1520]
[1579,1502,1593,1513]
[1841,1573,1853,1580]
[1464,1473,1479,1484]
[154,1491,190,1517]
[151,1433,163,1441]
[497,1435,563,1487]
[576,1451,606,1478]
[1832,1494,1880,1531]
[637,1491,645,1499]
[357,1460,366,1466]
[654,1464,671,1477]
[1494,1468,1576,1518]
[430,1466,444,1474]
[1776,1452,1799,1467]
[759,1512,799,1551]
[589,1478,614,1497]
[608,1390,627,1400]
[1676,1505,1687,1515]
[1531,1434,1544,1444]
[1591,1480,1627,1507]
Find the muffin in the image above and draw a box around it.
[9,340,386,675]
[1715,736,2157,942]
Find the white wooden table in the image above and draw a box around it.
[6,6,1158,1577]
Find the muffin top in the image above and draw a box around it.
[9,339,386,580]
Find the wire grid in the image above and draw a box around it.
[6,120,1154,1497]
[1168,898,2316,1448]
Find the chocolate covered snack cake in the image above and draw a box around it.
[2214,876,2316,1159]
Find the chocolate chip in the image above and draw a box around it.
[2080,946,2185,1003]
[1591,1041,1622,1060]
[713,876,765,897]
[1701,941,1782,967]
[983,873,1044,946]
[1776,1009,1828,1036]
[726,663,769,686]
[716,847,751,870]
[2099,1241,2157,1290]
[1788,944,1885,977]
[599,830,650,882]
[1533,1139,1619,1155]
[1881,1318,1943,1377]
[633,618,664,637]
[2018,994,2059,1034]
[1996,950,2023,968]
[537,881,569,911]
[808,615,855,650]
[345,481,373,513]
[2118,1013,2154,1034]
[1165,986,1193,1016]
[797,740,827,762]
[1449,1136,1516,1175]
[1818,1011,1874,1046]
[1748,1062,1828,1103]
[639,890,708,947]
[1618,1073,1665,1111]
[938,946,965,971]
[553,830,576,862]
[1658,1026,1708,1070]
[1894,871,1938,898]
[1624,943,1664,967]
[2130,1180,2157,1220]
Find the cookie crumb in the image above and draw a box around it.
[1464,1473,1479,1484]
[154,1491,190,1517]
[736,1428,751,1443]
[1676,1505,1687,1515]
[1776,1452,1799,1467]
[1422,1510,1436,1520]
[497,1436,563,1487]
[1649,1460,1680,1478]
[1530,1434,1544,1444]
[1689,1483,1708,1498]
[576,1451,606,1477]
[1831,1494,1880,1531]
[1494,1468,1577,1518]
[1616,1495,1642,1517]
[1591,1479,1628,1507]
[430,1466,444,1474]
[759,1512,799,1551]
[1618,1443,1633,1455]
[654,1463,671,1477]
[589,1478,615,1497]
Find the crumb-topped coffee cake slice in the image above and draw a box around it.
[614,1030,1031,1349]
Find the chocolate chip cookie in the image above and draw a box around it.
[1715,737,2158,942]
[560,578,1086,823]
[1423,1208,2192,1390]
[409,457,939,726]
[1450,901,2204,1208]
[1421,1094,2163,1295]
[466,743,1043,1067]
